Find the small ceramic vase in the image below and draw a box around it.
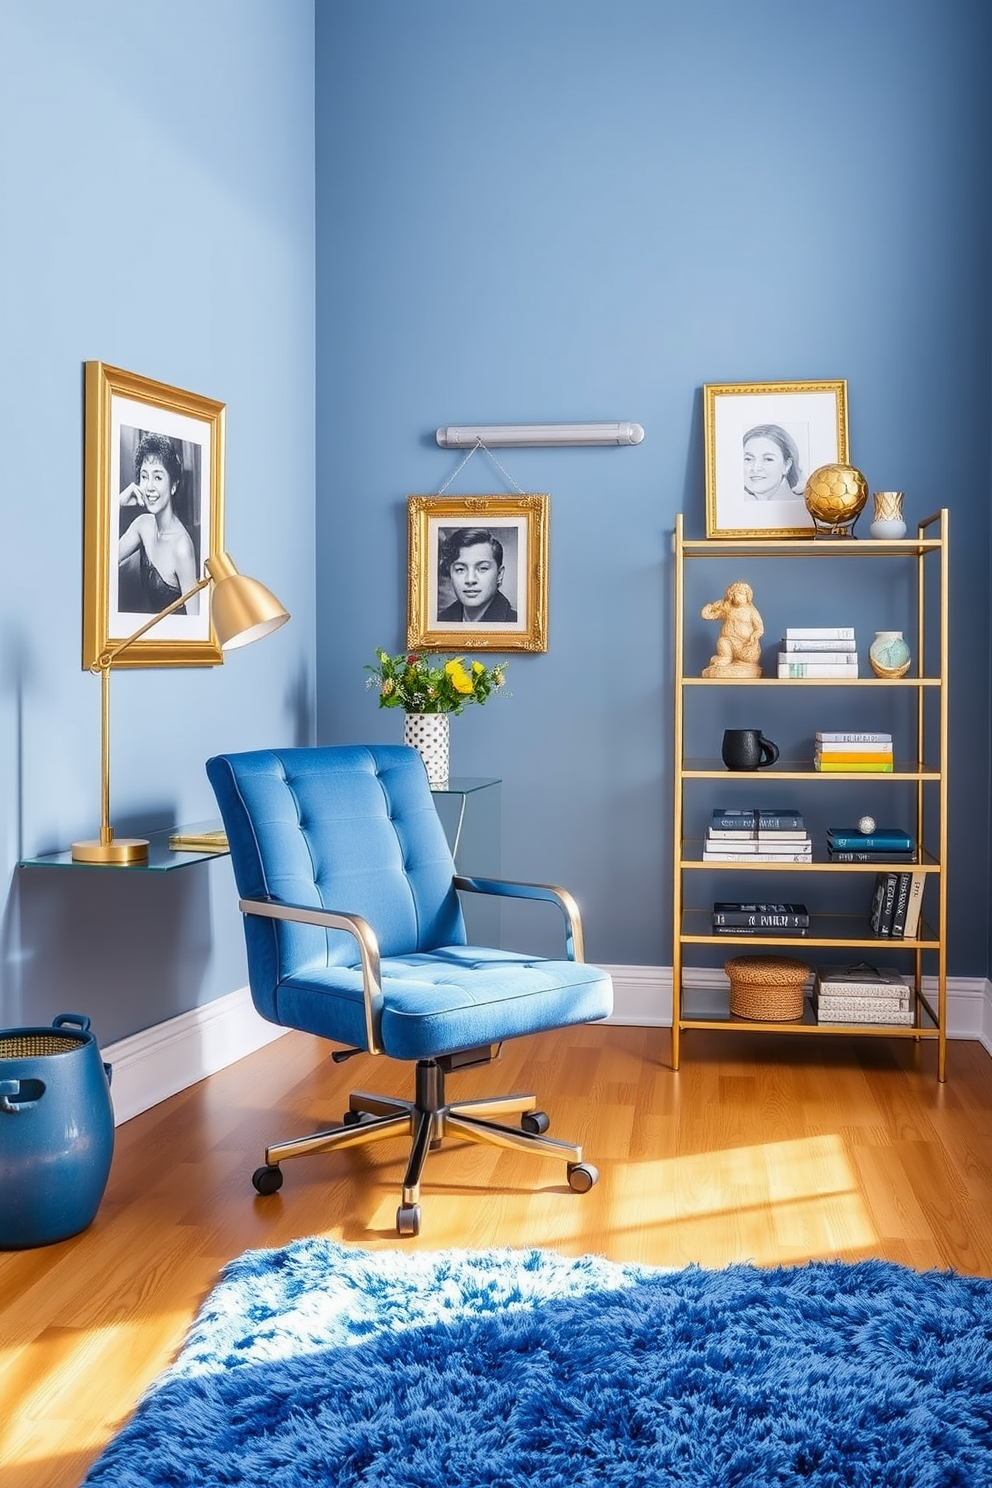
[869,630,911,679]
[869,491,907,540]
[403,711,450,786]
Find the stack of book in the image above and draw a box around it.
[712,901,810,936]
[704,807,812,862]
[826,824,915,862]
[813,964,914,1025]
[815,731,893,772]
[868,869,926,939]
[778,629,858,678]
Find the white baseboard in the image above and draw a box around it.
[104,968,992,1126]
[102,987,288,1126]
[603,965,992,1057]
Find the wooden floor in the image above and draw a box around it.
[3,1023,992,1486]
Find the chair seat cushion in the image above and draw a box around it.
[274,945,614,1061]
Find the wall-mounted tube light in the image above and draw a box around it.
[436,422,645,448]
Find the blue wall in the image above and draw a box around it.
[1,0,990,1054]
[315,0,992,971]
[0,1,316,1039]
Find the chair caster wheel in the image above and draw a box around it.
[521,1110,550,1135]
[397,1204,421,1237]
[567,1162,598,1194]
[252,1164,284,1196]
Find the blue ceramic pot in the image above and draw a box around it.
[0,1013,114,1248]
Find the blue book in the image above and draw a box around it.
[827,827,914,851]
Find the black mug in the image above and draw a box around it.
[722,728,780,771]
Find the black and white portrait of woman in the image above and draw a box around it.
[117,426,203,615]
[742,423,806,502]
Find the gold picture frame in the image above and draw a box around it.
[704,379,849,539]
[82,362,226,669]
[407,494,549,652]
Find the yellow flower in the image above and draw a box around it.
[381,678,395,697]
[472,661,484,674]
[445,659,474,694]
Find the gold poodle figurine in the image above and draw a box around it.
[701,581,763,678]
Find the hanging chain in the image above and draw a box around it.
[435,439,526,496]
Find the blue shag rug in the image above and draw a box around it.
[83,1241,992,1487]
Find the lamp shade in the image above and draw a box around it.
[206,552,290,650]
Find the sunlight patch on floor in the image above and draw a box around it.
[606,1133,877,1263]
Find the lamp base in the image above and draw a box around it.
[70,837,149,865]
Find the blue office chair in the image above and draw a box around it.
[206,744,614,1236]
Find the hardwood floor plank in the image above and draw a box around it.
[3,1024,992,1488]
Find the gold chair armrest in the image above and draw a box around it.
[238,897,383,1055]
[451,876,585,962]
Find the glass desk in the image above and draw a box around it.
[19,782,502,877]
[19,820,231,871]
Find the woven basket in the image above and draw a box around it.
[724,954,810,1021]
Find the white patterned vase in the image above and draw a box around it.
[403,711,450,786]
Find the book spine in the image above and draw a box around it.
[783,637,858,652]
[816,978,909,997]
[777,651,860,665]
[889,872,912,937]
[714,926,809,936]
[785,628,856,640]
[710,814,758,830]
[815,742,893,754]
[815,761,893,772]
[780,663,860,677]
[713,912,810,927]
[815,732,892,743]
[702,851,813,862]
[756,815,805,830]
[828,835,913,851]
[878,873,898,935]
[900,871,927,939]
[829,850,917,862]
[869,873,887,934]
[815,751,894,763]
[815,1003,913,1025]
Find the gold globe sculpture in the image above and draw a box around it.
[803,463,869,537]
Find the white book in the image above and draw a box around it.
[706,828,758,840]
[900,871,927,939]
[815,740,893,754]
[815,1001,914,1026]
[782,636,858,652]
[815,731,892,743]
[757,829,810,840]
[702,849,813,862]
[785,627,856,640]
[777,651,860,665]
[779,662,860,677]
[815,966,908,996]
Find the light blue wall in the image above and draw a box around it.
[0,1,316,1040]
[315,0,992,972]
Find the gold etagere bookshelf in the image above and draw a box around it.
[672,509,949,1080]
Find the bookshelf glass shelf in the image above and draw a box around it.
[679,983,939,1036]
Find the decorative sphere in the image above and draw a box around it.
[804,464,870,527]
[857,815,877,835]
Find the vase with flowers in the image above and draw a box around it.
[365,649,508,786]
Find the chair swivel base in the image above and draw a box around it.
[250,1056,599,1237]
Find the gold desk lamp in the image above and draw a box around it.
[71,551,290,865]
